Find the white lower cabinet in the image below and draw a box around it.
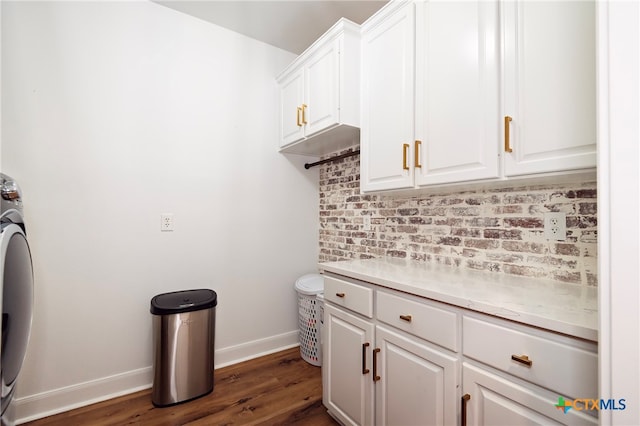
[461,313,598,426]
[375,325,458,426]
[323,276,459,426]
[323,304,458,426]
[462,363,597,425]
[324,303,374,426]
[322,273,598,426]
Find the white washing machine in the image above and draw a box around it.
[0,174,34,426]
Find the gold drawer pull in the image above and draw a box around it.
[373,348,381,382]
[402,143,410,170]
[362,343,370,375]
[296,107,302,127]
[414,140,422,168]
[335,292,345,298]
[461,394,471,426]
[504,116,513,153]
[399,314,412,322]
[301,104,308,124]
[511,354,533,367]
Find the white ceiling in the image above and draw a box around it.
[154,0,387,54]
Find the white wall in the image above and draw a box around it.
[1,1,319,421]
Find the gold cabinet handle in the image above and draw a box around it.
[296,107,302,127]
[414,140,422,168]
[511,354,533,367]
[301,104,308,125]
[402,143,410,170]
[461,394,471,426]
[335,292,345,298]
[399,314,412,322]
[504,116,513,152]
[373,348,381,382]
[362,343,370,374]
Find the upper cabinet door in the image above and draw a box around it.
[304,39,340,138]
[360,2,416,192]
[414,0,501,186]
[279,68,306,147]
[503,1,596,176]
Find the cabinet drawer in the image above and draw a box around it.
[463,316,597,398]
[377,290,458,352]
[324,275,373,318]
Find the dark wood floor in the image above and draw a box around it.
[25,347,339,426]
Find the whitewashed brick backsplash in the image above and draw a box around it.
[319,147,597,286]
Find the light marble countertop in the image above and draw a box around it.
[318,257,598,342]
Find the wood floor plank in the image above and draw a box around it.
[24,348,338,426]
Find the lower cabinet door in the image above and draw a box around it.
[462,363,598,426]
[324,303,375,426]
[375,325,458,426]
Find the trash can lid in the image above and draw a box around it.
[150,289,217,315]
[295,273,324,295]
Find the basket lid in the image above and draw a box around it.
[295,273,324,295]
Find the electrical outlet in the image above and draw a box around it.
[161,213,174,232]
[544,212,566,241]
[363,216,371,231]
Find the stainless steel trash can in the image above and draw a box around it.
[150,289,217,407]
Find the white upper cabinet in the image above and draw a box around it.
[360,0,597,193]
[503,1,597,176]
[360,1,416,192]
[414,0,501,186]
[361,0,501,192]
[277,19,360,156]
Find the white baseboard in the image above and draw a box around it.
[14,367,153,425]
[214,330,299,369]
[14,330,300,424]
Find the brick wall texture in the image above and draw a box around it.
[319,147,598,286]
